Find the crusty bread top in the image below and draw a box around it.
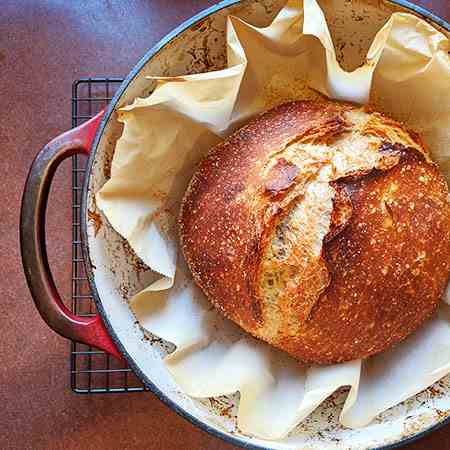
[179,100,450,364]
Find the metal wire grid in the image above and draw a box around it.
[71,78,147,393]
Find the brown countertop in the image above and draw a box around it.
[2,1,449,449]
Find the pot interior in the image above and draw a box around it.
[84,1,450,448]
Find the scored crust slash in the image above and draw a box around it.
[179,100,450,364]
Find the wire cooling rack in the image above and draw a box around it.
[71,78,147,393]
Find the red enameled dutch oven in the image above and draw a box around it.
[21,1,450,449]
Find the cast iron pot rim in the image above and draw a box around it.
[80,1,450,449]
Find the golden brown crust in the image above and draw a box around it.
[180,101,347,329]
[280,148,450,363]
[180,100,450,364]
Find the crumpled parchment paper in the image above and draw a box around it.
[96,0,450,440]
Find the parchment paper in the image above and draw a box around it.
[96,0,450,440]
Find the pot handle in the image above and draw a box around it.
[21,111,122,360]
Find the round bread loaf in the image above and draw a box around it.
[179,100,450,364]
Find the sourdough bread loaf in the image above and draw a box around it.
[180,100,450,364]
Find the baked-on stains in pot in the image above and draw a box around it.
[87,209,103,237]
